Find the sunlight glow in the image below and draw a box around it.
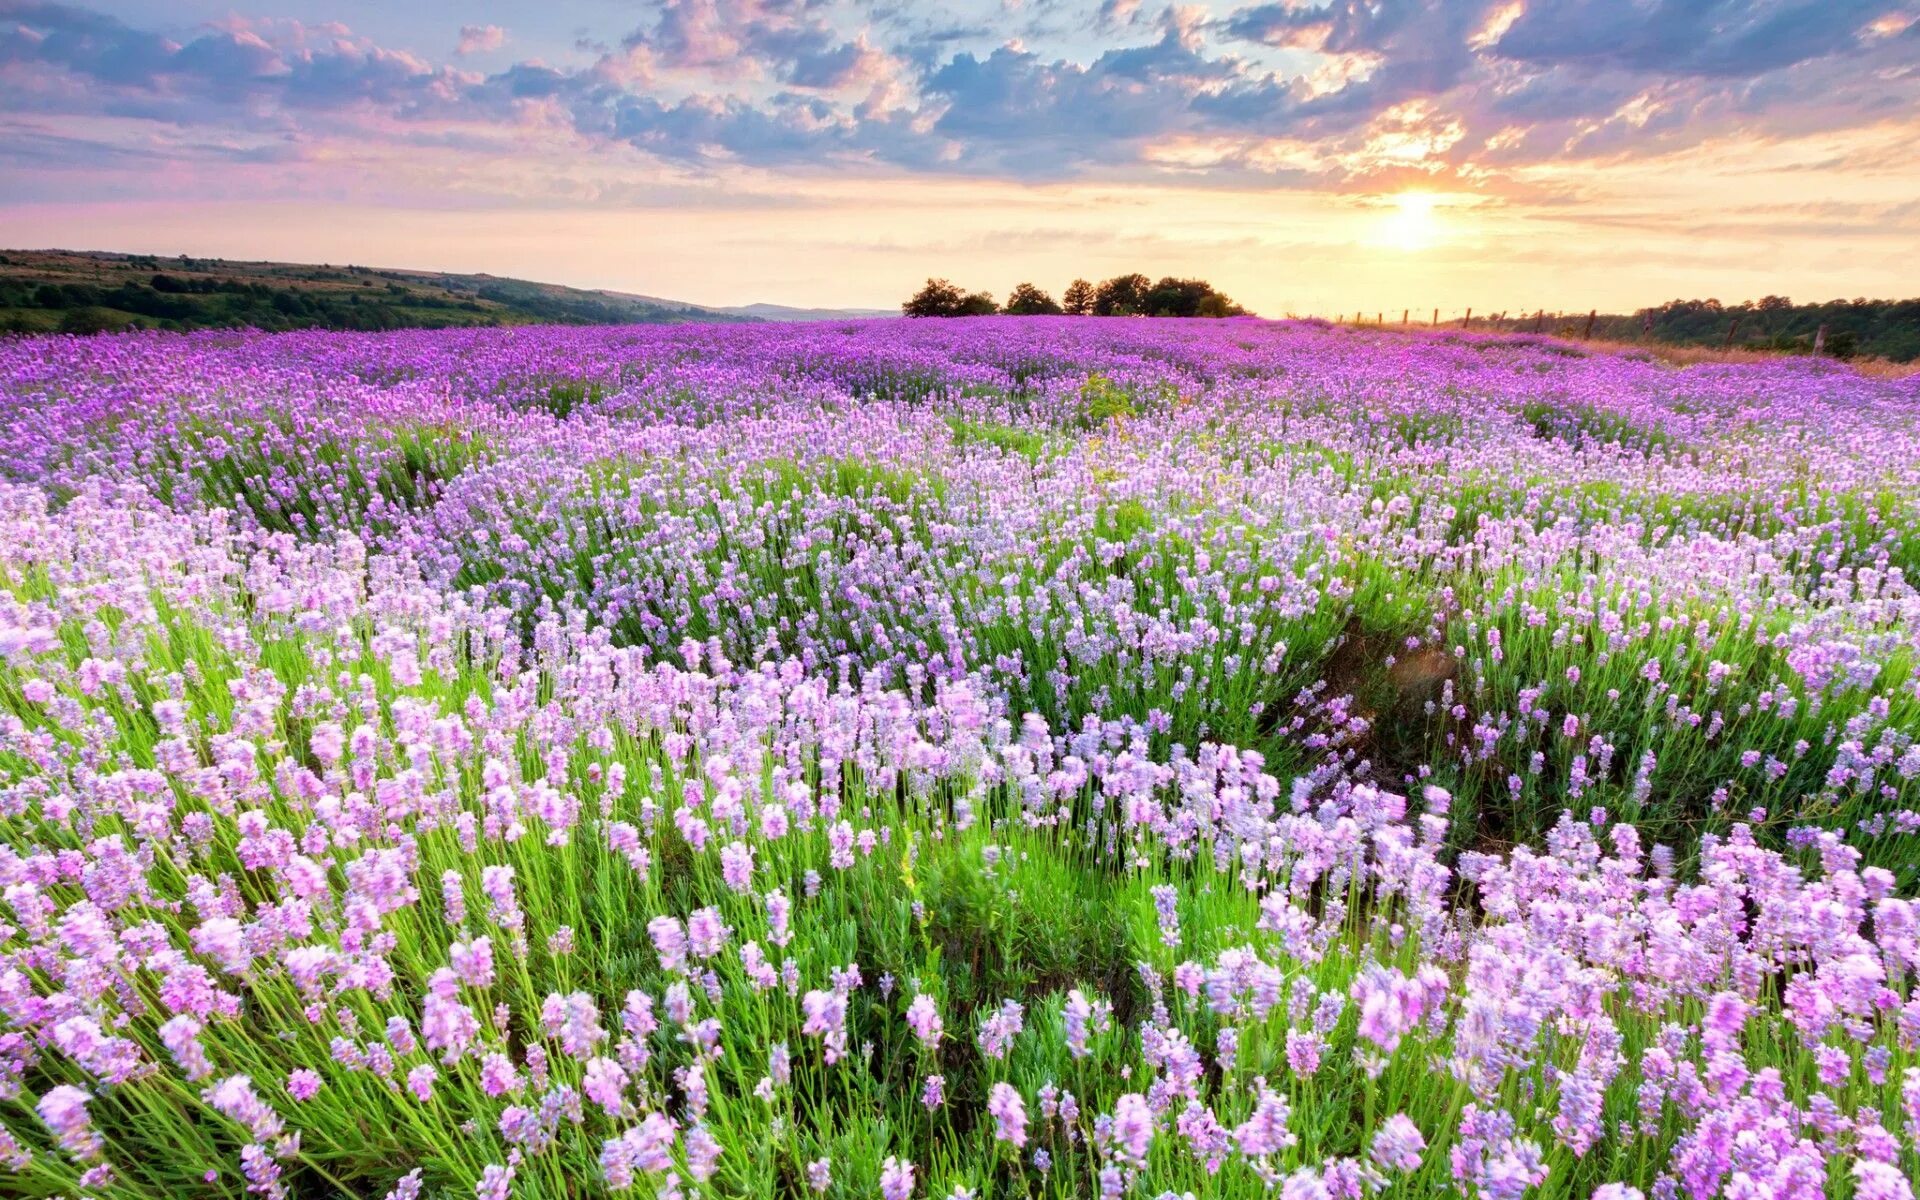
[1380,190,1441,252]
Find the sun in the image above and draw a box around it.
[1380,190,1441,252]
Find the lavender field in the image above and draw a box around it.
[2,317,1919,1200]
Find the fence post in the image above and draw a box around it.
[1724,315,1742,348]
[1464,307,1472,328]
[1813,324,1827,353]
[1431,308,1438,327]
[1402,309,1409,326]
[1582,309,1596,339]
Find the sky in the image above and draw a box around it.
[2,0,1917,316]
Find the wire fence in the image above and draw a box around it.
[1309,307,1830,350]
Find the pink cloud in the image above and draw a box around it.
[456,25,506,57]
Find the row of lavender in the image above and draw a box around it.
[0,318,1917,1197]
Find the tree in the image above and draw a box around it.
[58,307,117,335]
[1002,283,1061,315]
[1093,273,1152,316]
[1061,279,1094,316]
[903,278,995,318]
[1143,277,1216,317]
[903,278,965,318]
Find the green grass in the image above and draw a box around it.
[145,412,496,538]
[1520,399,1681,457]
[946,417,1056,462]
[4,353,1918,1200]
[1,478,1915,1199]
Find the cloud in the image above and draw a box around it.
[614,0,905,95]
[1490,0,1898,79]
[0,0,1915,197]
[0,2,180,90]
[0,3,468,127]
[1097,0,1146,32]
[456,25,506,57]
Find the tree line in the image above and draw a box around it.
[0,273,500,335]
[903,274,1246,319]
[1615,295,1920,363]
[1398,295,1920,363]
[0,252,750,336]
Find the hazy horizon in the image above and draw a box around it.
[3,1,1917,316]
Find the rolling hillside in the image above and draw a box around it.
[0,249,887,334]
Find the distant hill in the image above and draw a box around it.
[715,302,898,322]
[0,249,889,334]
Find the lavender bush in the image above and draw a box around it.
[0,317,1917,1198]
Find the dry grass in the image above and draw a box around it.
[1853,358,1920,380]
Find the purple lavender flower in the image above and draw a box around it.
[988,1082,1028,1148]
[905,994,944,1049]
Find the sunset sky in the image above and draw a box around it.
[2,0,1917,316]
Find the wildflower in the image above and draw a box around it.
[1064,988,1109,1058]
[1552,1069,1606,1157]
[1151,884,1181,948]
[479,1052,522,1097]
[600,1114,677,1189]
[160,1014,215,1081]
[450,936,496,988]
[193,917,252,973]
[1234,1087,1295,1159]
[1111,1093,1154,1167]
[801,989,849,1064]
[384,1170,425,1200]
[685,1124,721,1180]
[686,906,730,959]
[906,994,944,1049]
[1352,966,1426,1055]
[541,991,607,1058]
[719,841,754,893]
[0,1124,31,1172]
[202,1076,284,1144]
[765,889,793,947]
[880,1156,915,1200]
[1370,1114,1424,1173]
[1853,1162,1914,1200]
[475,1164,515,1200]
[407,1065,437,1102]
[37,1085,102,1161]
[977,999,1024,1060]
[988,1082,1028,1148]
[1285,1028,1323,1076]
[648,917,688,973]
